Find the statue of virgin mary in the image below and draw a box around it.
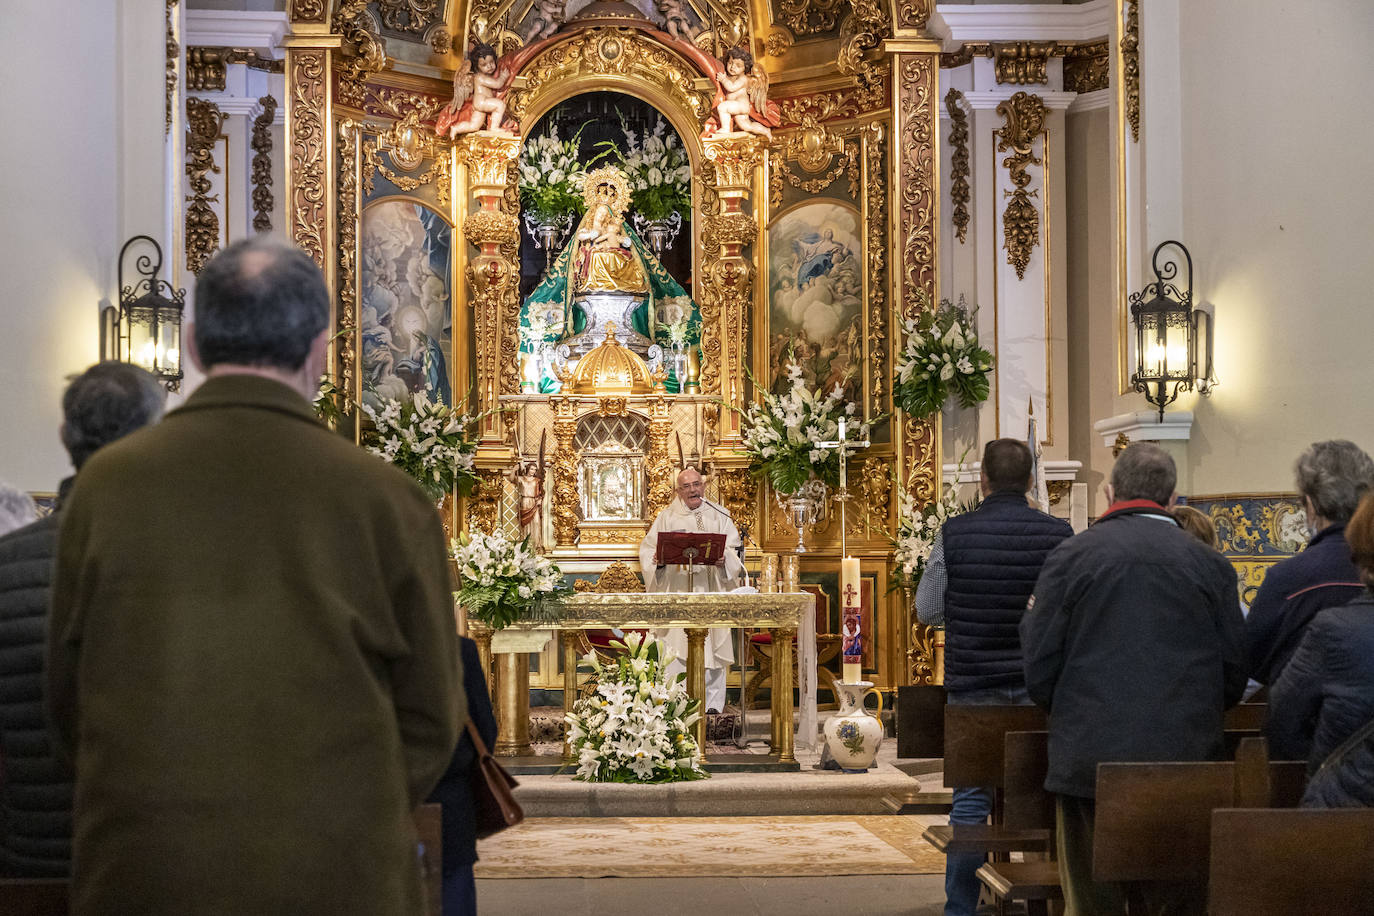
[524,165,695,356]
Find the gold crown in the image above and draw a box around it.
[580,165,632,214]
[568,323,655,395]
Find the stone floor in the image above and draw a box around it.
[478,717,955,914]
[477,874,950,915]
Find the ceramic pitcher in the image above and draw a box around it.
[823,680,885,771]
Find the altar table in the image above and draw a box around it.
[469,592,817,764]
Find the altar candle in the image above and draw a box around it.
[841,556,862,683]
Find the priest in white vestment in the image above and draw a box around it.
[638,467,743,713]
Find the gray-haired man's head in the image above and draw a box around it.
[1110,443,1177,506]
[1294,440,1374,526]
[61,362,166,470]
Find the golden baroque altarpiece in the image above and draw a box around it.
[284,0,943,689]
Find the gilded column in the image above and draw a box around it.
[700,135,765,457]
[886,10,941,687]
[456,133,521,453]
[644,396,675,520]
[550,396,579,547]
[282,14,340,282]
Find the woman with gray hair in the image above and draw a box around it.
[1246,439,1374,686]
[0,482,37,537]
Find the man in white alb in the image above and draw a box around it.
[638,466,743,713]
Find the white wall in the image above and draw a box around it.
[1173,0,1374,494]
[0,1,169,492]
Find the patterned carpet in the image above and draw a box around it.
[474,816,945,878]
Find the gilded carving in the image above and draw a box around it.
[337,121,361,402]
[993,41,1056,85]
[597,397,628,417]
[290,0,328,22]
[714,468,758,543]
[336,1,389,109]
[765,29,793,58]
[363,112,452,205]
[863,122,889,407]
[288,49,328,268]
[1063,40,1110,94]
[996,91,1046,281]
[507,29,713,130]
[776,83,884,129]
[1112,431,1131,457]
[780,0,844,36]
[897,56,935,319]
[1047,479,1070,507]
[365,87,446,122]
[861,457,891,536]
[166,0,178,135]
[940,46,976,70]
[551,400,580,546]
[429,25,453,55]
[458,132,522,192]
[896,0,933,31]
[895,54,940,508]
[1122,0,1140,142]
[376,0,440,33]
[769,118,858,208]
[909,620,936,684]
[945,89,969,244]
[646,405,674,520]
[185,97,226,276]
[577,561,645,592]
[187,47,228,92]
[466,467,505,534]
[251,96,277,234]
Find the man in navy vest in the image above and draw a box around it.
[917,438,1072,916]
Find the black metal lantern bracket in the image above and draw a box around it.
[1129,239,1217,421]
[100,235,187,392]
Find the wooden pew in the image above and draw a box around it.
[1091,740,1306,898]
[975,730,1063,916]
[921,705,1050,856]
[1208,808,1374,916]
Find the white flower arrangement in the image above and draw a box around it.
[517,123,610,223]
[360,392,481,501]
[599,112,692,222]
[565,632,707,783]
[452,530,571,630]
[733,362,870,496]
[893,295,994,421]
[891,482,980,591]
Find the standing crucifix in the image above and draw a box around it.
[815,415,872,554]
[816,415,871,683]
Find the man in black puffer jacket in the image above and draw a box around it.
[0,362,164,876]
[916,438,1072,916]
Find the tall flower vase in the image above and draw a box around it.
[823,681,885,772]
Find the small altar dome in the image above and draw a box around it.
[568,0,651,24]
[566,323,658,395]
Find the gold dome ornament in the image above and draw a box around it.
[567,323,661,395]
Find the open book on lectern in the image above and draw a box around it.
[654,531,728,567]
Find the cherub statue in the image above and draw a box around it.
[434,42,513,138]
[522,0,565,44]
[709,47,779,141]
[655,0,699,43]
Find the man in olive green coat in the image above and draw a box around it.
[49,238,465,914]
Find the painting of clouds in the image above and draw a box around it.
[767,202,863,401]
[359,200,452,411]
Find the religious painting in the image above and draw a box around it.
[767,202,864,401]
[359,199,453,411]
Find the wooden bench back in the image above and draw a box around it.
[943,704,1047,788]
[1001,730,1054,832]
[1209,808,1374,916]
[1093,761,1235,883]
[1093,742,1309,885]
[1222,701,1266,731]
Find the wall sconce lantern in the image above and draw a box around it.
[1129,239,1217,420]
[100,235,186,391]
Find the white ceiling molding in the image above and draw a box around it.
[942,460,1084,486]
[1069,89,1112,113]
[961,89,1078,111]
[931,0,1112,46]
[1094,410,1196,447]
[185,10,289,58]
